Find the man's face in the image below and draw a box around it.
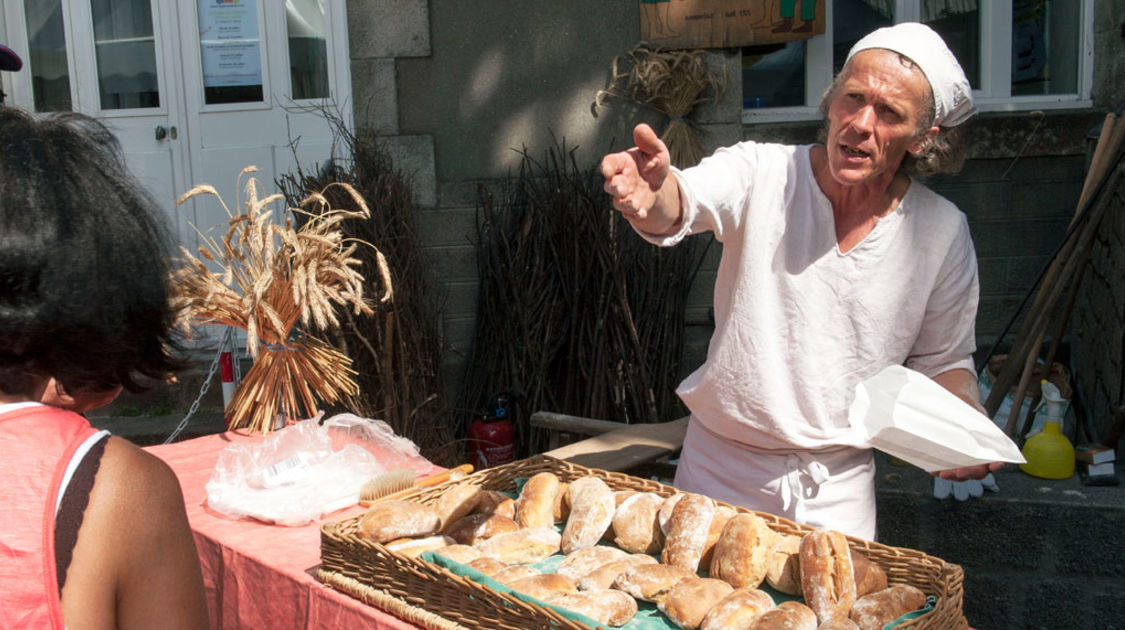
[824,49,937,186]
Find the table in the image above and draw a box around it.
[147,431,444,630]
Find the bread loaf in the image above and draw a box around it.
[434,483,482,531]
[657,577,735,630]
[848,584,926,630]
[709,513,776,589]
[515,472,560,529]
[764,534,803,595]
[491,564,541,586]
[554,481,571,522]
[561,477,616,554]
[659,493,684,534]
[385,535,454,558]
[359,501,442,543]
[432,544,482,565]
[612,491,665,554]
[506,573,577,600]
[602,490,636,542]
[474,526,561,564]
[474,490,516,519]
[817,619,860,629]
[851,553,887,598]
[547,589,639,627]
[555,545,630,581]
[466,556,508,576]
[749,601,817,630]
[612,563,696,603]
[799,530,857,625]
[661,493,715,572]
[577,554,658,591]
[700,506,737,568]
[445,513,520,545]
[699,587,774,630]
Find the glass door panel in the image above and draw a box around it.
[23,0,72,111]
[197,0,264,104]
[286,0,328,100]
[921,0,981,89]
[90,0,159,109]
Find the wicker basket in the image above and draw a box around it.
[320,455,967,630]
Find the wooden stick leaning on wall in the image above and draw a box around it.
[986,113,1125,438]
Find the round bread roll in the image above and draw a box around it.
[555,545,630,581]
[851,553,888,598]
[577,555,659,591]
[492,564,541,586]
[709,513,777,589]
[359,501,442,543]
[432,543,482,565]
[699,587,775,630]
[848,584,926,630]
[385,535,454,558]
[445,512,520,545]
[818,619,860,630]
[612,563,696,604]
[474,526,561,564]
[507,573,577,601]
[473,490,516,519]
[466,556,508,576]
[516,472,560,528]
[561,477,615,554]
[799,530,857,625]
[434,483,482,531]
[764,534,803,596]
[661,493,715,572]
[699,506,737,569]
[612,491,665,555]
[547,589,639,627]
[658,577,735,630]
[749,601,817,630]
[659,493,684,534]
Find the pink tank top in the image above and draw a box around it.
[0,405,99,630]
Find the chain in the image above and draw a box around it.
[164,326,233,444]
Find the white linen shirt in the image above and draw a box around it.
[642,142,979,452]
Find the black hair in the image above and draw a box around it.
[0,107,184,397]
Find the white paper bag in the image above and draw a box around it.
[849,365,1026,472]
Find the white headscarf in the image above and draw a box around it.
[846,22,976,128]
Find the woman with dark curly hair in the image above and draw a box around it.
[0,107,208,629]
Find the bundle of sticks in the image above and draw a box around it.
[170,167,391,433]
[983,112,1125,442]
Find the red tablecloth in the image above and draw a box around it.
[146,431,443,630]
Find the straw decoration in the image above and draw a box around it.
[170,167,389,434]
[596,43,726,168]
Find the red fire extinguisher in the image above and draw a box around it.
[468,392,517,469]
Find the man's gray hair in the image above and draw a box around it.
[817,52,966,177]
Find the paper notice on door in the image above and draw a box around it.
[198,0,262,88]
[849,365,1026,472]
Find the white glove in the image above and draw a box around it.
[933,473,999,501]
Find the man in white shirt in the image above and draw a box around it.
[601,23,1002,540]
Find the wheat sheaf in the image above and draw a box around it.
[170,166,392,434]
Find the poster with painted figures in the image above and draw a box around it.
[640,0,825,50]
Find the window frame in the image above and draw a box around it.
[741,0,1095,124]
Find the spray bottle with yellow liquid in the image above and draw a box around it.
[1019,379,1074,479]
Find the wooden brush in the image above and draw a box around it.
[359,463,474,507]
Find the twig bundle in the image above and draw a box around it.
[171,167,390,434]
[596,44,726,168]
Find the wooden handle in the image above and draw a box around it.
[373,464,475,503]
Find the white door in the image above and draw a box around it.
[1,0,352,252]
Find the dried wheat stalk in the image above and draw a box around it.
[595,44,726,168]
[170,167,390,433]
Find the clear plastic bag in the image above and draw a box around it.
[205,413,431,526]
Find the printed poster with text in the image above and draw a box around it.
[198,0,262,88]
[640,0,825,49]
